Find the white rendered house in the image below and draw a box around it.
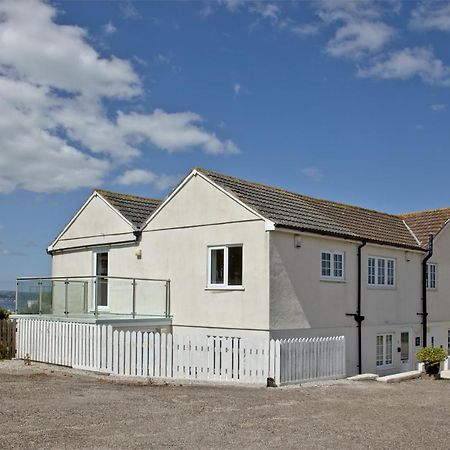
[15,168,450,376]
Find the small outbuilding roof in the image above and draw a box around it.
[96,189,161,229]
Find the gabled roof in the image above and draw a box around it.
[400,208,450,246]
[196,168,423,250]
[96,189,161,229]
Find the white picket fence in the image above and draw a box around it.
[277,336,346,384]
[15,319,346,385]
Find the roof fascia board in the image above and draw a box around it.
[47,191,135,252]
[141,169,275,231]
[273,226,425,253]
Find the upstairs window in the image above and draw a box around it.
[321,251,345,280]
[368,257,395,287]
[426,263,437,289]
[208,245,243,288]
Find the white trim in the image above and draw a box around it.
[367,256,396,287]
[48,191,136,252]
[426,262,438,290]
[140,169,275,232]
[402,220,421,246]
[376,333,394,370]
[207,244,243,289]
[92,249,110,312]
[320,250,345,281]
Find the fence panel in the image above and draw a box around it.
[15,319,344,386]
[276,336,346,385]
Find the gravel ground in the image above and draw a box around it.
[1,360,450,449]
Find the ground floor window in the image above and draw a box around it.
[376,334,393,368]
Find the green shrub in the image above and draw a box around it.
[416,347,447,366]
[0,307,9,320]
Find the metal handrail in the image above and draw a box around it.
[16,275,171,318]
[17,275,170,283]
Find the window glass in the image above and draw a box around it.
[377,258,385,285]
[401,332,409,362]
[376,335,384,366]
[376,333,393,367]
[333,253,343,278]
[368,258,376,285]
[228,246,243,286]
[387,260,395,286]
[427,263,437,289]
[210,248,224,285]
[321,252,331,277]
[385,334,393,365]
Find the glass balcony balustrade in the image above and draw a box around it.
[15,276,170,319]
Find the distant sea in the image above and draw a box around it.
[0,291,15,312]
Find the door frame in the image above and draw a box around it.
[92,249,110,312]
[399,328,413,372]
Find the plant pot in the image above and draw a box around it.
[424,363,440,376]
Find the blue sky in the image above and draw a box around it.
[1,0,450,289]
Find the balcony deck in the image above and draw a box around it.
[15,275,171,325]
[11,312,173,325]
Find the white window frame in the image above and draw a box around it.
[367,257,396,287]
[426,263,437,290]
[207,245,243,289]
[320,251,345,281]
[376,333,394,369]
[92,249,110,311]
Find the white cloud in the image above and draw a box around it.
[117,110,239,155]
[358,47,450,85]
[0,0,237,194]
[233,83,242,96]
[0,1,140,99]
[431,103,447,111]
[317,0,395,60]
[410,3,450,32]
[301,167,324,182]
[326,21,394,60]
[102,21,117,35]
[116,169,180,191]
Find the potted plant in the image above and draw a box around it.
[416,347,447,377]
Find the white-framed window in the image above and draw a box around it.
[426,263,437,289]
[368,257,395,287]
[208,245,243,288]
[376,333,393,368]
[321,251,345,280]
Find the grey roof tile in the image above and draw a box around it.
[197,168,423,250]
[96,189,161,229]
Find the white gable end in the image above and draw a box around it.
[50,194,135,251]
[144,172,261,231]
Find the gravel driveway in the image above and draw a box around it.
[1,360,450,449]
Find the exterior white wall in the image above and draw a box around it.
[52,174,271,332]
[269,230,427,375]
[52,194,135,251]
